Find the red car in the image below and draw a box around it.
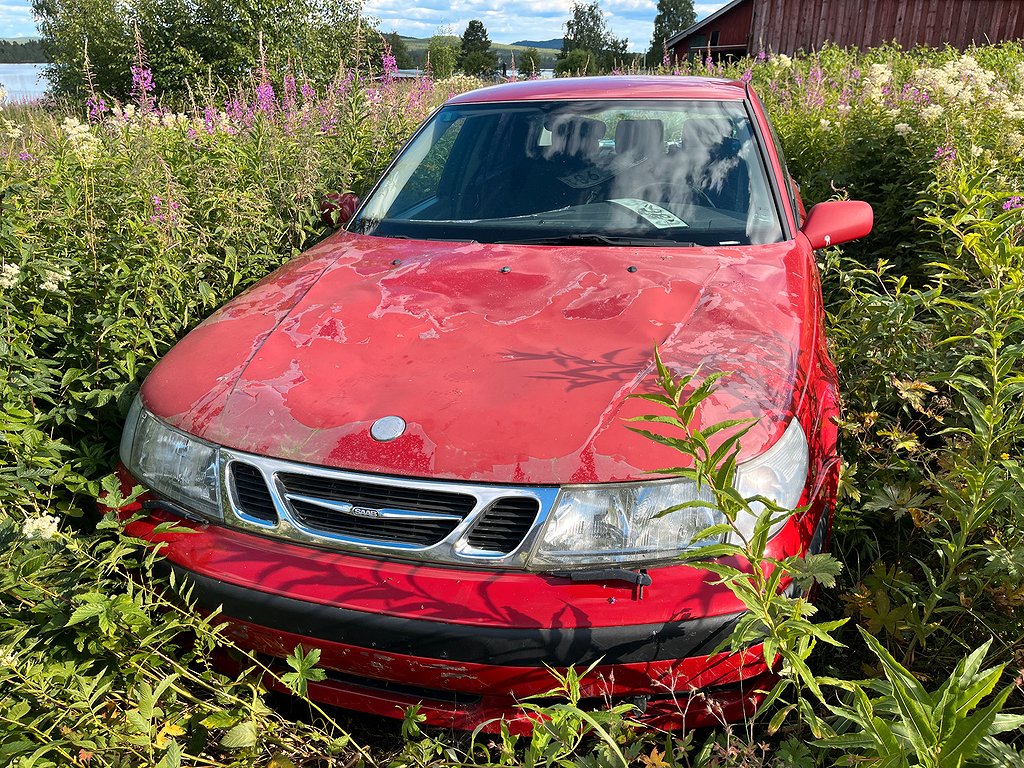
[116,77,872,731]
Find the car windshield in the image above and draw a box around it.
[351,99,784,247]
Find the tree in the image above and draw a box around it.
[383,32,414,70]
[647,0,695,65]
[518,47,542,76]
[554,48,594,76]
[32,0,133,98]
[558,1,627,74]
[32,0,369,99]
[459,20,496,77]
[427,32,459,79]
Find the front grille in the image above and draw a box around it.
[286,497,461,545]
[231,462,278,523]
[278,473,476,516]
[220,449,557,567]
[279,472,477,546]
[466,497,541,553]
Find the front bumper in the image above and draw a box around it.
[116,483,814,731]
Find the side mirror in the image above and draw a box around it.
[321,192,360,228]
[799,200,873,249]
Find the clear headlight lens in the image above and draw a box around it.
[529,478,724,568]
[120,395,222,519]
[530,418,809,568]
[732,418,808,542]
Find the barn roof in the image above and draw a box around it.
[666,0,748,49]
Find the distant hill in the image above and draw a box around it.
[510,39,562,50]
[394,35,558,69]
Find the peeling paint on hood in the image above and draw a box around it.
[143,231,813,484]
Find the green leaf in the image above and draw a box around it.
[220,720,258,749]
[788,552,844,590]
[936,686,1013,767]
[200,711,240,729]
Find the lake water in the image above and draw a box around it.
[0,63,49,101]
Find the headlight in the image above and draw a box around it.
[529,418,809,568]
[529,479,723,568]
[120,394,222,519]
[731,418,808,542]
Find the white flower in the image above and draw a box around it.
[0,262,20,290]
[970,145,983,158]
[0,646,16,666]
[40,266,70,292]
[62,117,102,166]
[21,513,60,540]
[819,118,832,130]
[2,118,22,140]
[775,54,792,68]
[0,85,6,105]
[921,104,944,122]
[894,122,913,136]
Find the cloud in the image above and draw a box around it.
[0,0,38,37]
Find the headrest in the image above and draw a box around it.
[545,116,606,161]
[614,119,665,161]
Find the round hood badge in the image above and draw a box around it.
[370,416,406,442]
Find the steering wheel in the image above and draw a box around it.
[627,181,717,208]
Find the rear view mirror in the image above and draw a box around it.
[800,200,873,249]
[321,192,360,227]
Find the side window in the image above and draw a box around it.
[763,114,801,227]
[390,116,467,213]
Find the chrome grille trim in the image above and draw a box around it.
[219,448,559,568]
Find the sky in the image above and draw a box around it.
[0,0,729,53]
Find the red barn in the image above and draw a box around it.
[667,0,1024,60]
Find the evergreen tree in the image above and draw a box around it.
[519,47,542,75]
[383,32,414,70]
[459,20,496,77]
[647,0,695,65]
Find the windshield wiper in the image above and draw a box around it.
[495,233,692,247]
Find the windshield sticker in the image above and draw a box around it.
[608,199,689,229]
[558,166,615,189]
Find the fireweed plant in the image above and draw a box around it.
[3,42,1024,765]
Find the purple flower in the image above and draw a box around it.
[256,81,277,115]
[300,82,316,101]
[86,96,108,123]
[757,49,767,61]
[1003,196,1023,211]
[131,65,154,110]
[740,68,753,83]
[204,105,217,134]
[933,145,957,164]
[19,151,32,162]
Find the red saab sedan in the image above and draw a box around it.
[115,77,872,731]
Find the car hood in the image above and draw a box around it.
[142,231,815,484]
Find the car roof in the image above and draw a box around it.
[445,76,748,105]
